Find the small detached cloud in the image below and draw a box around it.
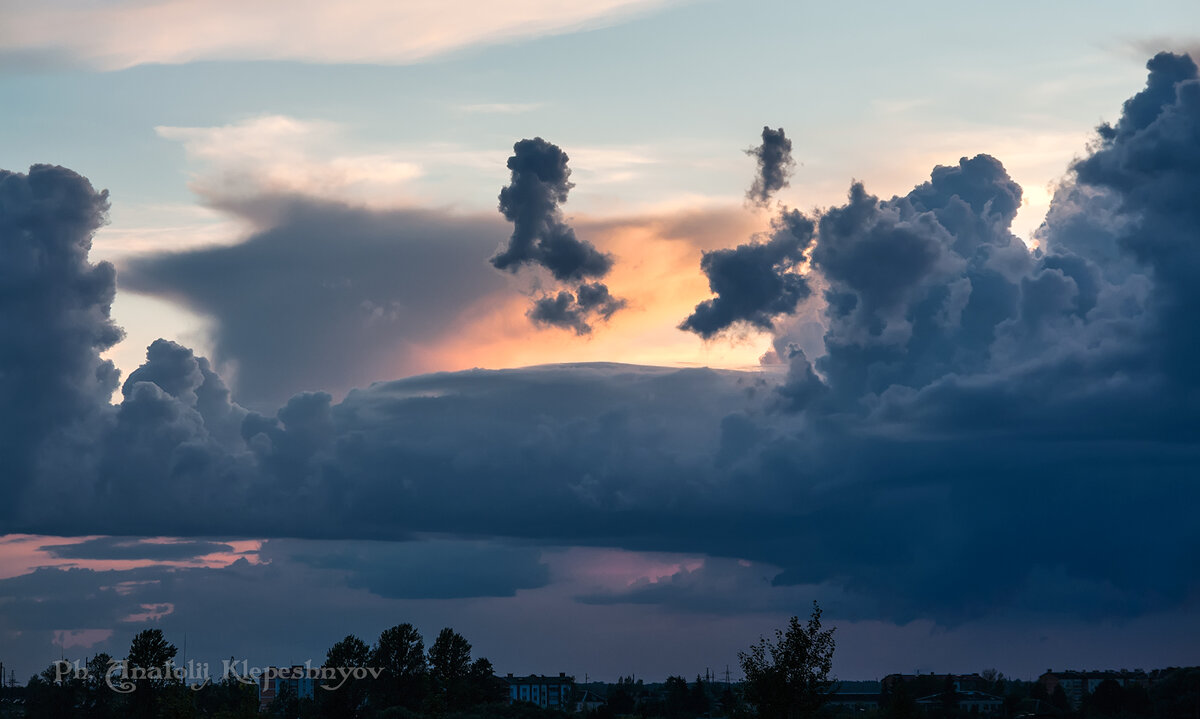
[746,126,796,207]
[493,137,625,333]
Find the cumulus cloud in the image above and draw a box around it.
[0,165,123,518]
[746,126,795,206]
[528,282,627,335]
[493,137,625,333]
[680,209,815,338]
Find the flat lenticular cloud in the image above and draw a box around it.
[0,0,681,70]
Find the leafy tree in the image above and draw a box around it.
[126,628,180,719]
[606,678,638,716]
[664,676,689,718]
[371,623,428,711]
[81,653,122,719]
[738,601,836,719]
[689,675,711,717]
[270,680,300,719]
[1150,667,1200,719]
[719,686,741,717]
[194,674,259,719]
[317,635,371,719]
[425,627,502,714]
[25,663,83,719]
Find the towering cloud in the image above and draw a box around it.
[493,137,610,281]
[746,126,795,206]
[493,137,624,333]
[805,153,1028,403]
[0,165,123,516]
[680,209,815,338]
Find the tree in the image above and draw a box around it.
[664,676,689,718]
[738,601,836,719]
[126,628,180,719]
[371,623,428,711]
[689,675,711,717]
[425,627,501,714]
[317,635,370,719]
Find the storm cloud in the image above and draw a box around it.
[4,54,1200,638]
[0,165,123,517]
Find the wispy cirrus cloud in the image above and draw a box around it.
[0,0,683,71]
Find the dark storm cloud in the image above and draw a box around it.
[0,165,123,517]
[528,281,626,334]
[493,137,611,282]
[1069,51,1200,382]
[680,209,815,338]
[121,196,510,410]
[492,137,625,332]
[793,153,1031,404]
[746,126,795,206]
[6,54,1200,631]
[40,537,235,561]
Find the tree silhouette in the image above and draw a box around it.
[371,623,428,711]
[738,601,836,719]
[318,635,370,719]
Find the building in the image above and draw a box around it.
[1037,670,1149,709]
[827,693,881,712]
[575,687,608,713]
[916,690,1004,714]
[504,673,575,709]
[258,665,317,711]
[883,674,991,694]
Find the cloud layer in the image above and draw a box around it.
[0,0,677,70]
[3,54,1200,645]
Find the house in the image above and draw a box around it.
[575,687,608,713]
[504,673,575,709]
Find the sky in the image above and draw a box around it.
[2,0,1200,685]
